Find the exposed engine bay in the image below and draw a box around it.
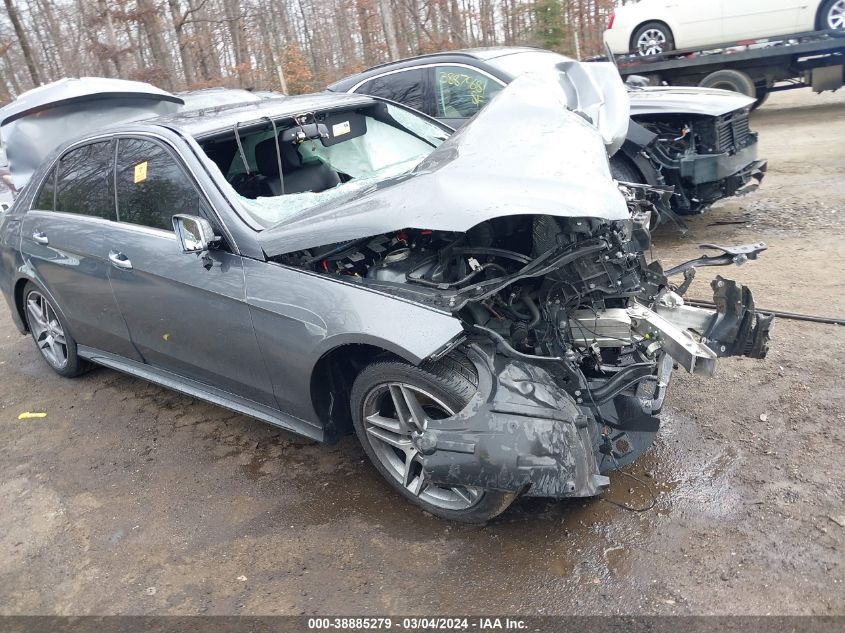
[276,190,774,499]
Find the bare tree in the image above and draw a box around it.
[3,0,41,85]
[0,0,614,102]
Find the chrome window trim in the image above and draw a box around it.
[25,208,175,240]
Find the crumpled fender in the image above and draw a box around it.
[417,346,609,498]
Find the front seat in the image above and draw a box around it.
[254,137,340,195]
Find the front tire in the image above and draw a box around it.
[23,282,90,377]
[609,155,645,185]
[631,22,674,56]
[350,356,515,523]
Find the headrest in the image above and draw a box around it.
[255,136,302,176]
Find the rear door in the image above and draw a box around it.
[721,0,803,41]
[19,140,141,360]
[104,136,275,407]
[664,0,723,49]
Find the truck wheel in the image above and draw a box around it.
[631,22,675,56]
[752,87,770,110]
[699,69,756,98]
[350,355,515,523]
[820,0,845,30]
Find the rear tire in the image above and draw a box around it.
[23,282,90,378]
[752,86,770,110]
[631,22,675,56]
[819,0,845,30]
[699,69,756,98]
[350,355,515,523]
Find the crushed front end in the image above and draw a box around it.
[636,106,767,215]
[282,198,773,500]
[267,74,773,503]
[414,209,771,498]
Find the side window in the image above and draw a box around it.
[116,138,200,231]
[434,66,503,119]
[54,140,116,220]
[357,69,432,115]
[33,167,56,211]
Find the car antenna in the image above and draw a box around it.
[233,121,250,175]
[261,116,285,195]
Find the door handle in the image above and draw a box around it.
[32,231,48,245]
[108,250,133,270]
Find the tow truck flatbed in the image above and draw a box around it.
[593,29,845,105]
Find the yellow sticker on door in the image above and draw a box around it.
[134,161,148,183]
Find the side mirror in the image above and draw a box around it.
[1,203,8,212]
[172,214,219,253]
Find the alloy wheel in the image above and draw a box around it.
[361,382,482,511]
[829,0,845,29]
[26,290,68,369]
[637,29,667,56]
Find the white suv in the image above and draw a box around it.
[605,0,844,56]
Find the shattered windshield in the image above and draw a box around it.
[198,102,449,228]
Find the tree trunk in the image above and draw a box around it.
[3,0,41,86]
[378,0,400,60]
[224,0,252,86]
[168,0,195,86]
[136,0,174,88]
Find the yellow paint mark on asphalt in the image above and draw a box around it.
[18,412,47,420]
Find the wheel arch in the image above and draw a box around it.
[616,137,665,188]
[13,276,31,332]
[309,341,410,441]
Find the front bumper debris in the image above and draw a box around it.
[679,142,764,186]
[415,276,773,499]
[417,348,609,499]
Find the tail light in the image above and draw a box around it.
[608,11,615,30]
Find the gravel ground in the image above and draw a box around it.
[0,88,843,616]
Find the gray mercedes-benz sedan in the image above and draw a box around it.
[0,74,772,522]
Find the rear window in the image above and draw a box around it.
[54,140,116,220]
[357,69,431,114]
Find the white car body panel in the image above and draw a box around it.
[627,86,756,117]
[605,0,825,55]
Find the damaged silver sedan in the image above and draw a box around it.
[0,73,772,522]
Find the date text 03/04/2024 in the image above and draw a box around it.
[307,617,527,630]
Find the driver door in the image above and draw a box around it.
[104,136,276,407]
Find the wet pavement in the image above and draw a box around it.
[1,89,843,615]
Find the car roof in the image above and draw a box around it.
[113,91,376,139]
[327,46,542,91]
